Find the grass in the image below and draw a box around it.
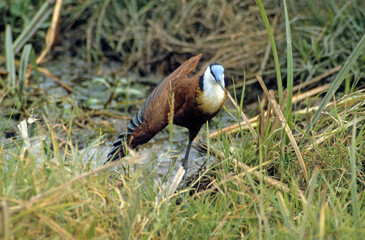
[1,0,365,239]
[3,106,365,238]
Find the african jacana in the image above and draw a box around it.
[107,54,226,180]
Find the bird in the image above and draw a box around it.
[106,54,226,180]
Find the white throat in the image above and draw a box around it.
[199,67,226,114]
[203,66,225,97]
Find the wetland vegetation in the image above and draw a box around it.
[1,0,365,239]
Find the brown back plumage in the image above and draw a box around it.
[107,54,202,162]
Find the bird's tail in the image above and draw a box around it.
[106,133,128,162]
[105,109,144,163]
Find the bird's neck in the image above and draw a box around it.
[196,76,226,115]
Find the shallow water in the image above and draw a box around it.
[97,133,207,180]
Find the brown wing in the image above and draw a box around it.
[163,54,202,82]
[106,54,202,161]
[133,53,202,136]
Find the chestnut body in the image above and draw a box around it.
[107,54,226,172]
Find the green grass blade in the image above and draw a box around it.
[299,168,319,239]
[19,44,32,107]
[29,48,40,88]
[276,192,294,237]
[239,76,246,115]
[96,0,111,49]
[13,1,52,54]
[302,33,365,143]
[283,0,293,125]
[255,0,283,104]
[350,116,360,228]
[5,25,16,89]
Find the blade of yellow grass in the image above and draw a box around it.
[271,90,289,137]
[37,0,63,64]
[299,167,319,240]
[306,116,365,151]
[36,66,73,93]
[155,166,185,206]
[292,65,342,92]
[256,75,309,182]
[1,200,9,240]
[38,213,74,240]
[15,59,73,93]
[166,166,185,198]
[292,84,331,104]
[209,116,259,139]
[319,196,327,240]
[226,92,258,144]
[276,192,292,233]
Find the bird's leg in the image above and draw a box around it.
[182,139,192,188]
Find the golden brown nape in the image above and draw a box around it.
[107,54,226,183]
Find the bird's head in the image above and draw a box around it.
[203,63,225,91]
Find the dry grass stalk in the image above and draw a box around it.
[37,213,74,240]
[296,90,365,151]
[37,66,73,93]
[306,116,365,151]
[156,166,185,206]
[271,90,289,134]
[292,65,342,92]
[1,200,9,240]
[166,166,185,197]
[259,92,269,141]
[256,75,309,182]
[326,89,365,109]
[37,0,63,64]
[292,84,331,104]
[208,116,259,139]
[226,92,258,144]
[14,60,73,92]
[289,89,365,119]
[319,192,327,238]
[259,89,289,141]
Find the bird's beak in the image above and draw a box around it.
[217,77,225,91]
